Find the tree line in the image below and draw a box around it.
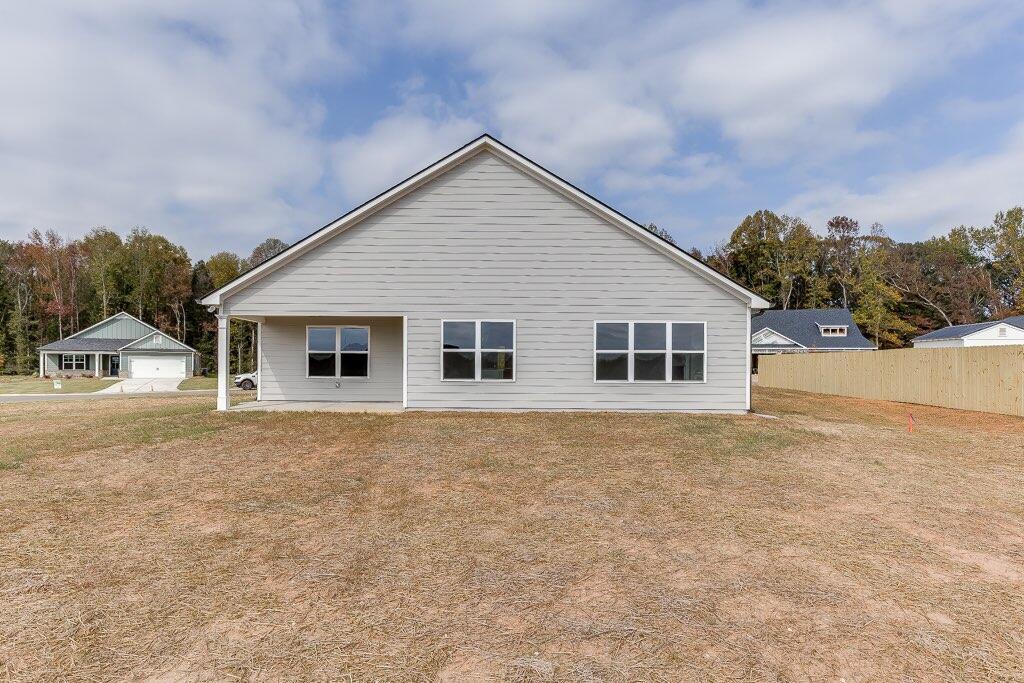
[1,206,1021,374]
[684,207,1024,348]
[0,228,287,374]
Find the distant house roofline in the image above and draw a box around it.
[62,311,160,341]
[912,316,1024,342]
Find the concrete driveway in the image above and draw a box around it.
[97,378,182,394]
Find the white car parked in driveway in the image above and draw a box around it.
[233,371,258,390]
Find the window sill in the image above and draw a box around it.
[440,378,516,383]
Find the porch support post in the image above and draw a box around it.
[217,313,230,411]
[402,315,408,408]
[39,352,45,377]
[256,321,262,402]
[95,352,101,378]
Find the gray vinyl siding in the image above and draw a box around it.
[225,150,750,411]
[43,353,60,374]
[51,353,94,372]
[123,333,193,351]
[259,317,402,402]
[76,315,155,340]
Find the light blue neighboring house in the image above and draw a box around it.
[38,311,197,378]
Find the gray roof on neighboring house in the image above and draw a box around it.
[751,308,876,350]
[38,338,137,352]
[912,315,1024,341]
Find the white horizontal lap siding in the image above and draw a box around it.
[963,324,1024,346]
[226,151,749,411]
[259,317,402,402]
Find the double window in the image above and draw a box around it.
[442,320,515,381]
[62,354,87,370]
[306,326,369,378]
[594,321,705,382]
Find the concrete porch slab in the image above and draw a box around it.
[230,400,404,413]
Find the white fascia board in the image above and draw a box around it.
[751,326,806,348]
[200,137,495,306]
[118,330,200,353]
[961,322,1024,340]
[482,142,771,308]
[201,135,770,309]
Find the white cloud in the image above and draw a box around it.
[783,122,1024,236]
[0,1,350,258]
[602,154,738,195]
[3,0,1022,257]
[351,0,1024,169]
[329,97,482,204]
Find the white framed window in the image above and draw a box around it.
[62,353,86,370]
[820,326,848,337]
[441,320,515,381]
[153,334,163,345]
[306,325,370,378]
[594,321,706,383]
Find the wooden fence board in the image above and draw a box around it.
[758,346,1024,417]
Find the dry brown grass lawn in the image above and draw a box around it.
[0,375,116,394]
[1,389,1022,681]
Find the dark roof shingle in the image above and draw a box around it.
[913,315,1024,341]
[751,308,875,350]
[37,338,137,352]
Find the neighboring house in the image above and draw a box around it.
[912,315,1024,348]
[751,309,875,364]
[38,311,197,379]
[200,134,770,412]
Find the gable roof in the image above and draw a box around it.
[912,315,1024,341]
[751,326,806,349]
[63,311,160,341]
[200,134,770,309]
[119,330,198,353]
[751,308,876,350]
[37,311,192,353]
[38,338,137,352]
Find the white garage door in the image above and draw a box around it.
[129,356,186,378]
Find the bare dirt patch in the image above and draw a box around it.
[1,390,1022,681]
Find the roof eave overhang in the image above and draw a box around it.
[118,331,199,353]
[960,322,1024,340]
[751,326,806,349]
[200,135,770,309]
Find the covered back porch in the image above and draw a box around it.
[216,313,407,411]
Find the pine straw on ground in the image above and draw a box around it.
[0,390,1022,681]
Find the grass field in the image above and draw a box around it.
[0,375,117,394]
[177,375,219,391]
[0,389,1021,681]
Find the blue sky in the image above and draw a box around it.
[2,1,1023,259]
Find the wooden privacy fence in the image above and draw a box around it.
[758,346,1024,417]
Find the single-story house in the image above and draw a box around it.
[38,311,197,379]
[751,308,875,364]
[200,134,770,412]
[912,315,1024,348]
